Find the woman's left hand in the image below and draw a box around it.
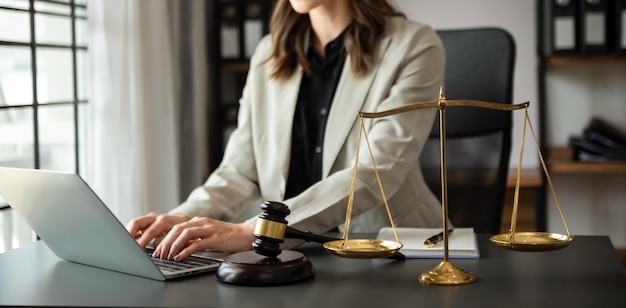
[151,217,256,261]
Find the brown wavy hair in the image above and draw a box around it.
[264,0,404,80]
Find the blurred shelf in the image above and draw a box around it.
[546,54,626,66]
[548,147,626,174]
[221,62,249,73]
[506,168,542,188]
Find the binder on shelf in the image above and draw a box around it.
[617,0,626,52]
[579,0,611,53]
[570,118,626,162]
[218,0,242,60]
[550,0,581,54]
[243,0,267,59]
[584,118,626,150]
[570,137,626,162]
[223,103,240,126]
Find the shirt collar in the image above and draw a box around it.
[307,25,350,64]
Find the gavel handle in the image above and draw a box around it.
[285,227,340,243]
[284,226,406,260]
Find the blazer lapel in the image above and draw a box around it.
[322,36,392,177]
[271,66,303,186]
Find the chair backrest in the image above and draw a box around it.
[420,28,516,234]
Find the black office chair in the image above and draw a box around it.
[420,28,516,234]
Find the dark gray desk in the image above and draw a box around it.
[1,235,625,307]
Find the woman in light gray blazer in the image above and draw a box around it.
[128,0,445,261]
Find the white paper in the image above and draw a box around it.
[377,227,480,259]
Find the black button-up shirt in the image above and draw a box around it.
[285,31,347,199]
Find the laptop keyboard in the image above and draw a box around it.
[145,248,221,272]
[150,255,220,272]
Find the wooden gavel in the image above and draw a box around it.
[252,201,405,260]
[252,201,340,258]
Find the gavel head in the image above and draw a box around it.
[252,201,290,258]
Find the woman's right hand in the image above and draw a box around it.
[126,212,190,248]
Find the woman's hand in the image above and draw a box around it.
[151,217,256,261]
[126,212,190,249]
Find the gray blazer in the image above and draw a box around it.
[174,16,446,235]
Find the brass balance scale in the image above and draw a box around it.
[322,88,575,285]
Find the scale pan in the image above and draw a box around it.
[323,239,402,259]
[490,232,574,252]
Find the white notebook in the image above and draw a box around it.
[377,227,480,259]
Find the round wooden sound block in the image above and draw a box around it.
[216,250,314,286]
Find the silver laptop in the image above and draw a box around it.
[0,167,222,281]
